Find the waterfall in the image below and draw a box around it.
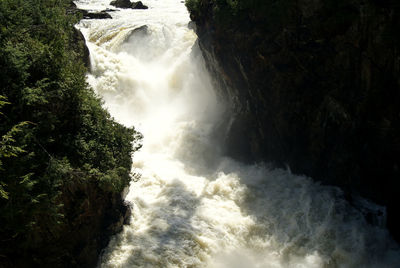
[75,1,400,267]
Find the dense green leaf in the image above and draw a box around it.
[0,0,141,262]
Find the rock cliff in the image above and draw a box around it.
[188,0,400,240]
[4,181,131,268]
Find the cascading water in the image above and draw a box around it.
[75,1,400,267]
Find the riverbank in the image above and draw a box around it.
[0,0,140,266]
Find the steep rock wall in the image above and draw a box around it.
[189,0,400,240]
[4,181,131,268]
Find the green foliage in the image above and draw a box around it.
[185,0,201,13]
[0,96,29,200]
[0,0,141,261]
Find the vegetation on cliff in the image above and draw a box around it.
[187,0,400,241]
[0,0,141,266]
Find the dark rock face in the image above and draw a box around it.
[72,27,90,69]
[3,180,131,268]
[53,180,131,267]
[189,0,400,240]
[110,0,148,9]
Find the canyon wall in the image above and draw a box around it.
[188,0,400,240]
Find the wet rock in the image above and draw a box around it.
[102,8,118,12]
[82,11,112,19]
[110,0,148,9]
[132,1,148,9]
[110,0,132,8]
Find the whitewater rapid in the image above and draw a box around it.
[76,1,400,267]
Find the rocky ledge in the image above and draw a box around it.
[188,0,400,241]
[82,10,112,19]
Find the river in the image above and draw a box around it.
[75,0,400,267]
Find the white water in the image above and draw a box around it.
[76,1,400,267]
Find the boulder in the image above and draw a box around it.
[110,0,132,8]
[131,1,148,9]
[110,0,148,9]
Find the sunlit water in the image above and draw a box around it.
[75,1,400,267]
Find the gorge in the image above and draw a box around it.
[76,0,400,267]
[1,0,399,267]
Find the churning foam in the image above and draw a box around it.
[76,0,400,267]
